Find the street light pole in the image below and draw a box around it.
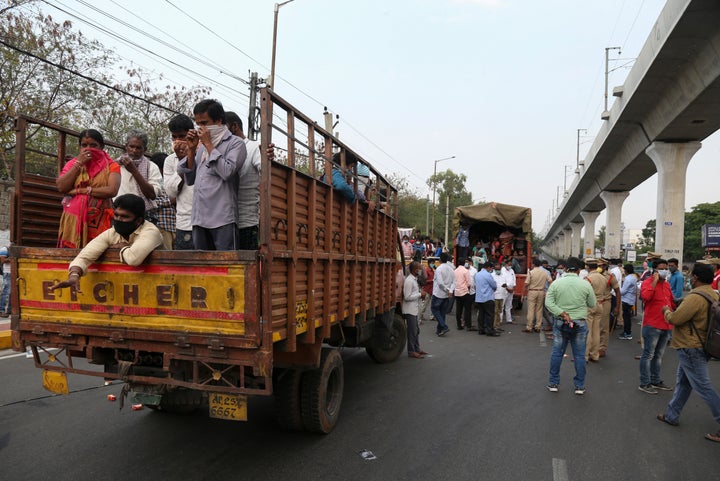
[431,155,455,239]
[601,46,621,119]
[269,0,296,90]
[576,128,588,173]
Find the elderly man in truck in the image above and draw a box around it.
[51,194,163,292]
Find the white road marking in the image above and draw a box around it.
[553,458,570,481]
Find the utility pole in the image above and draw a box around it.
[576,128,587,173]
[602,46,621,120]
[247,72,260,141]
[444,194,450,251]
[425,195,429,235]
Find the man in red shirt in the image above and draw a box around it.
[706,258,720,291]
[420,259,436,321]
[638,258,676,394]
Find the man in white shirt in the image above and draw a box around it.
[163,115,195,250]
[501,259,516,323]
[226,112,261,250]
[403,261,429,359]
[490,262,507,331]
[115,130,164,216]
[467,261,478,331]
[431,252,455,336]
[609,258,624,331]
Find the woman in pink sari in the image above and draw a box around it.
[56,129,121,248]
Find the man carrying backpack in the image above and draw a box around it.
[656,263,720,442]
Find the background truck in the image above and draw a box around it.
[453,202,532,308]
[9,88,405,433]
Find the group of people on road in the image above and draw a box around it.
[545,254,720,443]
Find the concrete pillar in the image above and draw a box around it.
[557,232,565,258]
[645,141,701,262]
[570,222,583,258]
[580,211,600,258]
[563,227,572,259]
[600,191,629,259]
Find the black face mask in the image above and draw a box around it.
[113,218,139,239]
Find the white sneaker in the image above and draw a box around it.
[25,347,33,359]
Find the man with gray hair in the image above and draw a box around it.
[115,129,164,225]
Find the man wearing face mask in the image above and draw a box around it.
[50,194,164,292]
[584,258,620,362]
[420,258,436,321]
[453,258,473,330]
[490,261,507,332]
[178,99,246,250]
[475,261,499,336]
[638,258,676,394]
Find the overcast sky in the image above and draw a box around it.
[34,0,719,235]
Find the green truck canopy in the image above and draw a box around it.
[454,202,532,235]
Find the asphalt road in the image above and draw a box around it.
[1,308,719,481]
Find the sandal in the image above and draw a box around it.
[705,431,720,442]
[656,414,679,427]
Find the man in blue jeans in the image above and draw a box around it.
[638,258,675,394]
[544,257,596,395]
[431,252,454,336]
[657,263,720,442]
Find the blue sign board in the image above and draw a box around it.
[702,224,720,247]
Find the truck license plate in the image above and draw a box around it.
[208,393,247,421]
[42,370,69,394]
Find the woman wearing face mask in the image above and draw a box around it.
[56,129,121,248]
[638,258,676,394]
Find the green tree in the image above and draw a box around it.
[684,202,720,261]
[635,219,656,254]
[595,225,606,255]
[0,3,208,179]
[426,169,472,242]
[387,173,428,232]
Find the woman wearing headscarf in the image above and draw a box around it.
[56,129,121,248]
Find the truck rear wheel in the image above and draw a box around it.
[273,368,304,431]
[300,348,344,434]
[366,314,407,364]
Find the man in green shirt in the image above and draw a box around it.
[545,256,597,395]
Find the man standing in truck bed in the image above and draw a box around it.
[178,99,246,250]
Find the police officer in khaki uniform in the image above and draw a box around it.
[523,258,553,332]
[584,258,620,361]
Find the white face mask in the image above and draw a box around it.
[658,269,670,280]
[464,263,470,269]
[205,124,227,146]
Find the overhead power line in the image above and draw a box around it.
[0,37,180,114]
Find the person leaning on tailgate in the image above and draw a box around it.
[51,194,163,293]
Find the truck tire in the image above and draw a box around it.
[300,348,344,434]
[366,314,407,364]
[158,388,204,414]
[273,368,304,431]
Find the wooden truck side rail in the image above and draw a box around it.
[258,88,399,367]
